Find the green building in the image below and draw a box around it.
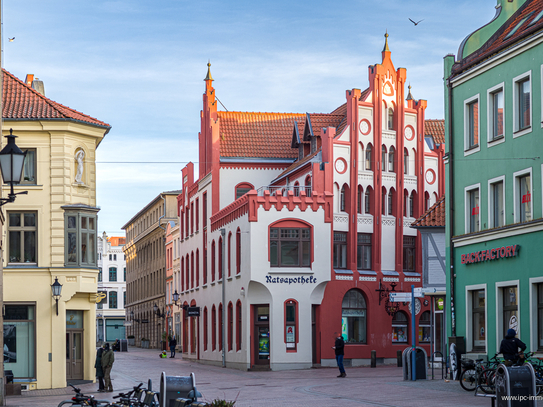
[444,0,543,366]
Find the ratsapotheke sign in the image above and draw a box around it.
[461,244,519,265]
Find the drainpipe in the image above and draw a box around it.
[447,77,456,337]
[158,194,167,349]
[220,228,226,368]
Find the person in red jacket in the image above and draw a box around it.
[332,332,346,377]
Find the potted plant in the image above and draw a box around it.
[127,335,135,346]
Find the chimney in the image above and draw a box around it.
[25,74,45,95]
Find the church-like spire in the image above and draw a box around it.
[406,84,413,101]
[383,31,390,52]
[204,61,214,82]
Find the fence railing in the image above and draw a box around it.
[256,185,312,197]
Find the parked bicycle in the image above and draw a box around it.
[57,383,110,406]
[58,382,160,407]
[460,353,502,393]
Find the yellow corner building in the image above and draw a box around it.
[2,71,110,389]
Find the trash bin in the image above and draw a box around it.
[120,339,128,352]
[495,363,536,407]
[159,371,203,407]
[403,347,428,380]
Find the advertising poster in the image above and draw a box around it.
[341,317,348,341]
[4,324,17,363]
[286,326,295,343]
[259,336,270,356]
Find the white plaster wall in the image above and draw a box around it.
[424,155,440,205]
[337,125,350,143]
[358,107,374,146]
[220,167,285,206]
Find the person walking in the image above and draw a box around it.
[169,336,177,358]
[332,332,346,377]
[101,342,115,392]
[500,328,526,366]
[94,347,105,392]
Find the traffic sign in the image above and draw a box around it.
[414,287,438,294]
[389,292,424,302]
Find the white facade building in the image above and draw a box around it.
[96,232,127,343]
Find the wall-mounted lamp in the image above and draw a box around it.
[51,277,62,316]
[0,129,28,206]
[240,287,245,296]
[154,303,165,319]
[172,290,180,307]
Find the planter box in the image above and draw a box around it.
[128,338,135,346]
[141,340,150,349]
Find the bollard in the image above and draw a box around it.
[371,350,376,368]
[397,350,402,367]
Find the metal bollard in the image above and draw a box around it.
[397,350,402,367]
[371,350,376,368]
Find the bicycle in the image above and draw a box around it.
[57,383,110,406]
[459,354,502,393]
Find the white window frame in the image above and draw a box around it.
[487,83,505,146]
[464,94,480,156]
[495,280,520,353]
[487,175,505,229]
[513,167,532,223]
[529,277,543,355]
[466,284,487,353]
[512,70,532,138]
[464,183,481,234]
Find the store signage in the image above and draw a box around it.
[265,275,317,285]
[141,319,149,323]
[187,307,200,317]
[461,244,519,265]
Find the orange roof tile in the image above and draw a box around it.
[2,69,110,128]
[107,236,126,246]
[411,195,445,227]
[424,119,445,145]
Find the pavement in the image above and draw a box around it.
[4,346,538,406]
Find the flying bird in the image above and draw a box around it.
[8,37,14,42]
[409,18,424,26]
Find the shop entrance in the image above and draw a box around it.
[66,310,84,380]
[254,305,270,367]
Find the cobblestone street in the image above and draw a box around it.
[4,347,520,407]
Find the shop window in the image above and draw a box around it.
[472,289,486,351]
[109,291,118,309]
[285,300,298,350]
[333,232,347,269]
[212,305,216,351]
[3,304,36,378]
[8,212,37,264]
[21,149,37,185]
[236,300,242,351]
[64,210,97,267]
[502,286,518,339]
[270,227,311,267]
[403,236,415,272]
[419,311,431,343]
[109,267,117,282]
[357,233,371,270]
[341,290,367,344]
[228,302,233,351]
[392,312,408,343]
[203,307,208,351]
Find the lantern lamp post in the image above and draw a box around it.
[0,129,28,206]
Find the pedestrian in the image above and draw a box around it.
[101,342,115,392]
[169,336,177,358]
[94,347,105,392]
[499,328,526,366]
[332,332,346,377]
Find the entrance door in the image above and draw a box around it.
[254,305,270,366]
[66,330,84,380]
[311,305,317,364]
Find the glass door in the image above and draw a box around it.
[66,330,84,380]
[254,305,270,366]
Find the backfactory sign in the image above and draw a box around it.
[461,244,520,265]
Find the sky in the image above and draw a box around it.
[2,0,496,236]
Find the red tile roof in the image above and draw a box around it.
[424,119,445,144]
[452,1,543,75]
[3,69,110,129]
[411,195,445,227]
[108,236,126,246]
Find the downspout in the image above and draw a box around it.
[158,194,167,348]
[220,228,226,368]
[447,78,456,337]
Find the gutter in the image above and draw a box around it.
[447,77,456,337]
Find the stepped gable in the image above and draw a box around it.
[2,69,110,128]
[424,119,445,144]
[411,195,445,227]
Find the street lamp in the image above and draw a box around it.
[172,290,180,306]
[0,129,28,206]
[51,277,63,316]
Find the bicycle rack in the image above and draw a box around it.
[430,351,444,380]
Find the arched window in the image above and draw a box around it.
[186,256,189,289]
[181,257,185,291]
[212,305,216,351]
[358,143,364,170]
[218,236,223,280]
[388,188,395,216]
[228,302,233,351]
[389,146,395,173]
[410,191,416,219]
[425,191,430,212]
[382,187,387,215]
[305,176,312,197]
[203,245,208,285]
[285,299,298,350]
[365,188,371,214]
[183,303,189,352]
[218,303,223,351]
[211,240,216,282]
[357,185,363,214]
[190,251,194,289]
[203,306,208,351]
[228,232,232,278]
[236,300,242,351]
[382,146,387,171]
[294,181,300,197]
[404,149,409,175]
[388,108,394,130]
[196,249,200,287]
[235,182,253,200]
[340,185,346,212]
[366,144,372,170]
[341,290,367,343]
[419,311,431,343]
[392,311,408,343]
[236,228,241,275]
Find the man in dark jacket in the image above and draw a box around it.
[169,336,177,358]
[332,332,346,377]
[94,347,105,392]
[101,342,115,392]
[500,329,526,366]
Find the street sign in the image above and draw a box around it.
[414,287,438,294]
[389,292,424,302]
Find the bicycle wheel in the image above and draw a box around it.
[479,368,496,394]
[460,368,477,391]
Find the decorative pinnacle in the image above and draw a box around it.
[383,31,390,52]
[204,61,214,82]
[406,84,413,101]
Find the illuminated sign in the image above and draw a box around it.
[461,245,519,265]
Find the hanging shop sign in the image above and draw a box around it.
[265,275,317,285]
[461,244,519,265]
